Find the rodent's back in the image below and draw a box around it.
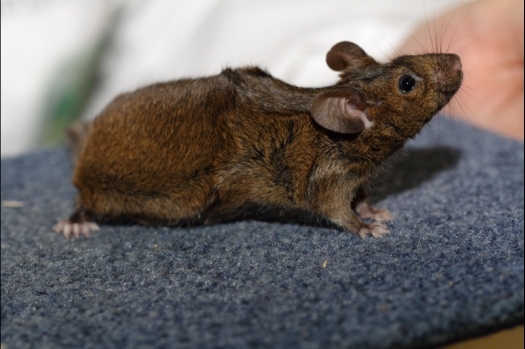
[72,68,329,222]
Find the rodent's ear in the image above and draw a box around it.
[310,90,373,134]
[326,41,376,71]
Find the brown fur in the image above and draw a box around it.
[61,42,463,237]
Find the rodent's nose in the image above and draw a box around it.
[446,54,462,72]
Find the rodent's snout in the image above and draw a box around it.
[434,54,463,95]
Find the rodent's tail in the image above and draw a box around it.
[66,121,91,163]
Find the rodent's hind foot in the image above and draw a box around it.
[358,222,389,239]
[53,208,98,239]
[53,220,99,239]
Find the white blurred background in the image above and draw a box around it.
[1,0,464,158]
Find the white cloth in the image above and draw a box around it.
[1,0,465,157]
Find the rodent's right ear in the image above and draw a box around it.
[326,41,377,71]
[310,90,373,134]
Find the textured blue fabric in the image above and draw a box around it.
[1,115,523,349]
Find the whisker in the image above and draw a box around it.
[456,93,476,115]
[407,34,429,55]
[365,8,401,59]
[363,34,391,62]
[459,84,480,104]
[458,85,475,97]
[456,41,479,56]
[423,2,437,53]
[442,2,461,53]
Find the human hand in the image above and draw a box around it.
[399,0,524,140]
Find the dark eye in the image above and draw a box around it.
[398,75,416,94]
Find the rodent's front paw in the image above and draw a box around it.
[355,203,393,222]
[369,208,393,222]
[358,222,389,239]
[53,220,99,239]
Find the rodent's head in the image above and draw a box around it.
[311,41,463,138]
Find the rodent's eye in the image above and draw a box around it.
[398,75,417,94]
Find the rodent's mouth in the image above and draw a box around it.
[441,88,459,99]
[439,75,462,106]
[437,90,459,110]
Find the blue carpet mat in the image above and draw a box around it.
[1,116,523,349]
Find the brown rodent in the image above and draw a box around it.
[53,41,462,239]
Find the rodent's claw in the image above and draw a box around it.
[358,222,389,239]
[53,220,99,239]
